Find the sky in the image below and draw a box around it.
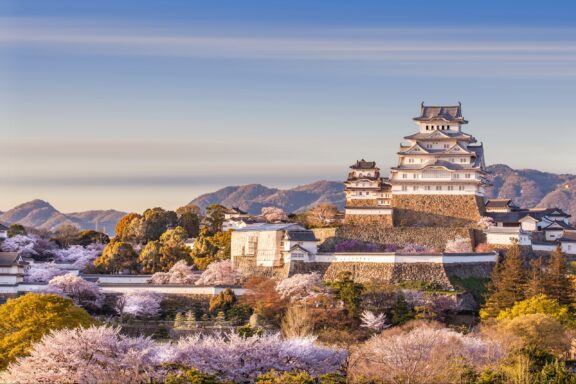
[1,0,576,213]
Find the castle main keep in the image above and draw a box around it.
[345,103,487,227]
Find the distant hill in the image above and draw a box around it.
[189,180,346,214]
[0,200,126,235]
[2,165,573,233]
[485,164,576,220]
[189,165,576,219]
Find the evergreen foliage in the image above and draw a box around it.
[0,293,97,369]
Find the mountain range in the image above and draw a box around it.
[0,200,126,235]
[1,164,574,234]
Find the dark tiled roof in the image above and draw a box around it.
[350,159,378,170]
[542,221,575,230]
[0,252,22,267]
[413,103,468,123]
[485,199,512,208]
[285,230,318,242]
[0,223,8,231]
[489,208,571,224]
[286,244,312,254]
[228,207,247,215]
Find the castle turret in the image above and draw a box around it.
[344,159,393,225]
[389,103,487,196]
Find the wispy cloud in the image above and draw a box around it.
[2,17,576,67]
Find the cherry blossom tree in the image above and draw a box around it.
[1,326,160,384]
[445,236,473,253]
[260,207,288,223]
[349,322,502,384]
[116,292,163,318]
[163,332,347,382]
[54,244,104,270]
[477,216,495,230]
[24,263,67,283]
[399,243,435,254]
[195,260,239,286]
[150,260,198,285]
[0,235,38,257]
[48,274,104,309]
[360,310,389,331]
[275,273,326,302]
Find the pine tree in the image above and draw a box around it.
[544,247,573,307]
[526,257,547,298]
[215,311,226,327]
[185,310,196,329]
[481,244,527,319]
[173,312,184,329]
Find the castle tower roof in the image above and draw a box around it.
[413,102,468,124]
[350,159,378,170]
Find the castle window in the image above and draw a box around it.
[413,174,418,179]
[450,158,455,163]
[403,174,408,179]
[408,158,414,163]
[436,185,442,191]
[447,186,454,191]
[459,186,465,191]
[453,174,460,179]
[460,158,466,163]
[425,185,431,191]
[426,125,429,130]
[413,186,419,191]
[402,185,408,191]
[465,173,471,179]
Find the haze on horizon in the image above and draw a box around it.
[2,0,576,213]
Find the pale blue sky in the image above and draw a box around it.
[1,1,575,212]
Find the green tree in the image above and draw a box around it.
[7,224,26,237]
[94,239,138,273]
[185,310,196,329]
[191,228,231,270]
[115,212,141,241]
[544,247,573,307]
[526,256,547,298]
[68,230,109,246]
[209,288,237,314]
[205,204,227,233]
[141,207,178,242]
[158,226,193,270]
[327,271,364,318]
[138,240,162,273]
[496,294,574,326]
[176,205,201,238]
[174,312,185,329]
[390,292,416,325]
[165,367,223,384]
[481,244,527,319]
[0,293,97,369]
[256,370,346,384]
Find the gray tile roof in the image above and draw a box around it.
[413,103,468,123]
[350,159,378,170]
[560,231,576,242]
[485,199,513,208]
[0,223,8,231]
[0,252,23,267]
[285,230,318,242]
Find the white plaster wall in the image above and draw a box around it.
[561,242,576,255]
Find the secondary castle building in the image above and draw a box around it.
[345,103,488,227]
[344,160,393,225]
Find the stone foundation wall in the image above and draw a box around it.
[392,194,484,227]
[343,214,393,228]
[335,225,473,250]
[347,199,379,207]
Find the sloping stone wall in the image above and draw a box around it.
[335,225,473,250]
[342,214,393,228]
[392,194,484,227]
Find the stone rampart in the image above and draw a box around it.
[335,225,473,250]
[343,214,394,228]
[288,260,494,290]
[392,194,484,227]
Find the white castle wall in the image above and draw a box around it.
[311,252,497,264]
